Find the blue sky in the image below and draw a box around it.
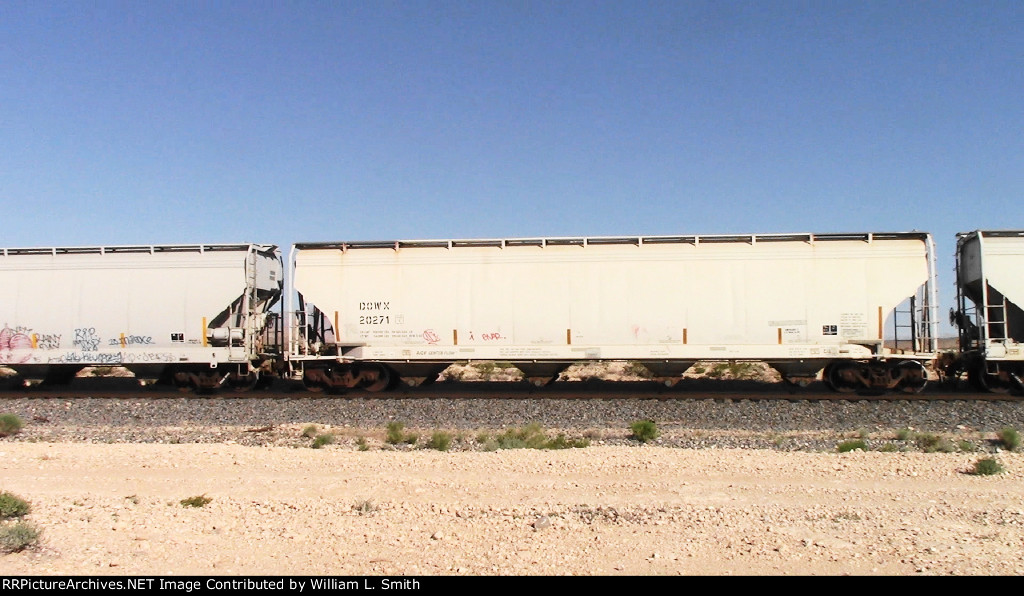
[2,1,1021,332]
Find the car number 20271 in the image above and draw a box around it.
[359,315,390,325]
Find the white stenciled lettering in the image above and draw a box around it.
[359,301,390,310]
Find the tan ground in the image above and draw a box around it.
[1,441,1023,576]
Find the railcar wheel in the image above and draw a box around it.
[172,371,193,392]
[194,370,224,394]
[301,374,325,393]
[825,363,859,393]
[358,364,393,393]
[896,361,928,394]
[227,371,259,391]
[970,365,1012,394]
[967,365,987,392]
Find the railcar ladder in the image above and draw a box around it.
[985,299,1008,343]
[233,248,260,362]
[892,294,936,354]
[919,295,938,353]
[892,299,915,353]
[958,304,981,351]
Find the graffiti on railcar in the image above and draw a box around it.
[47,351,175,364]
[108,335,155,347]
[0,325,33,363]
[1,324,63,363]
[73,327,101,351]
[124,352,174,363]
[34,333,62,350]
[50,351,123,364]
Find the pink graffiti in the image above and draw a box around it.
[422,329,440,345]
[0,325,33,364]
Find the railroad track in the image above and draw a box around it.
[0,375,1017,401]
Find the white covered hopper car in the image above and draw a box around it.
[951,230,1024,393]
[0,244,283,389]
[288,232,939,393]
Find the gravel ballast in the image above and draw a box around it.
[2,395,1024,449]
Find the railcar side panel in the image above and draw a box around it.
[0,245,282,386]
[958,233,1024,316]
[954,231,1024,392]
[290,233,936,389]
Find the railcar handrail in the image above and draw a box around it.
[1,243,273,257]
[294,231,931,251]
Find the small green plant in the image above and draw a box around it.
[630,420,659,443]
[706,363,726,378]
[180,495,213,508]
[837,439,867,453]
[0,521,39,554]
[879,443,899,452]
[443,365,466,381]
[0,492,30,519]
[475,361,496,379]
[311,433,335,449]
[623,362,653,379]
[384,421,419,445]
[971,457,1005,476]
[487,424,589,450]
[495,424,546,449]
[301,424,319,438]
[426,431,452,451]
[997,427,1020,451]
[958,440,977,452]
[386,421,406,445]
[356,436,369,451]
[353,499,377,515]
[915,433,955,453]
[0,414,24,437]
[545,434,590,449]
[706,361,761,380]
[896,428,914,441]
